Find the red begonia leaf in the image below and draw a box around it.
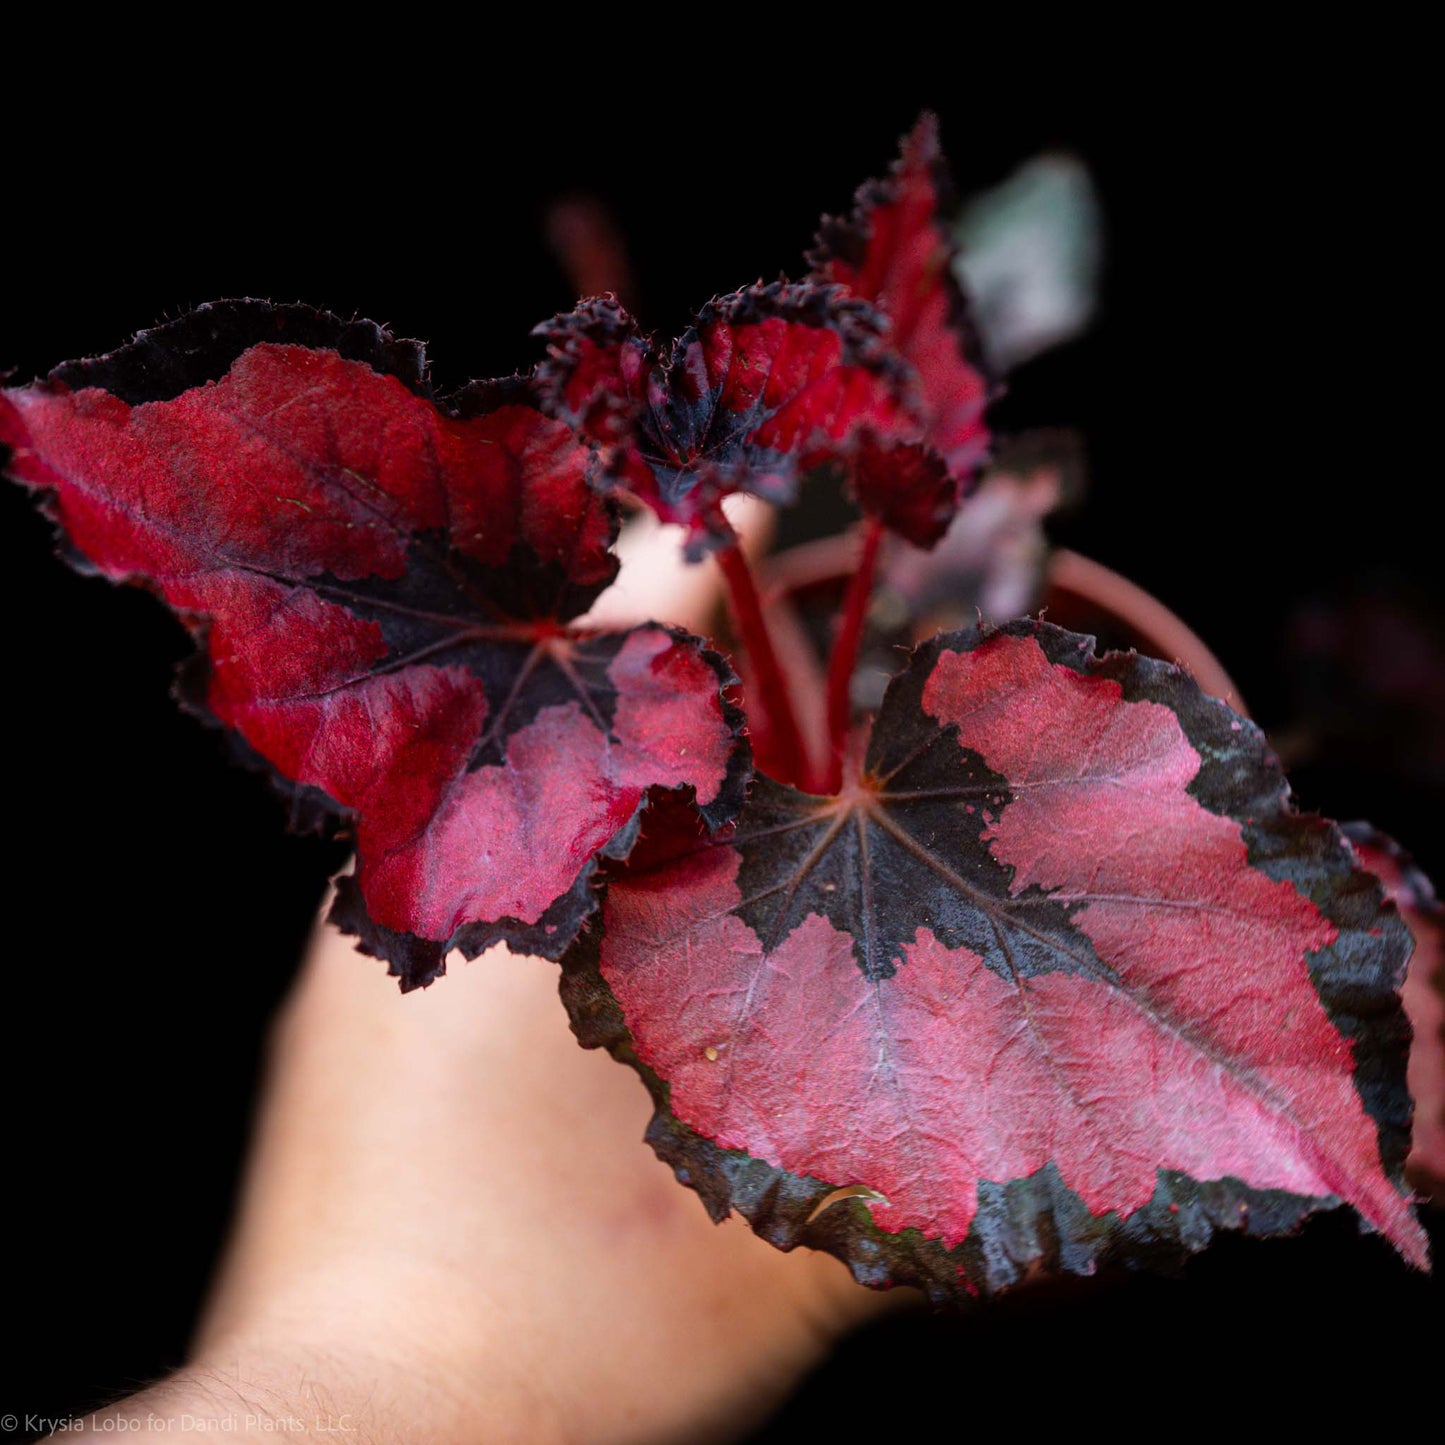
[809,113,994,546]
[1344,824,1445,1201]
[562,621,1426,1301]
[536,281,918,558]
[1,301,749,989]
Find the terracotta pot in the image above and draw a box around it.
[759,534,1247,719]
[1042,548,1246,715]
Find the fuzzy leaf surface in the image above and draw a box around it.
[809,114,993,544]
[564,621,1426,1300]
[536,281,916,558]
[1,302,748,988]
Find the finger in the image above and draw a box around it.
[581,495,772,634]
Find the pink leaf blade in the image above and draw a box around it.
[537,281,916,557]
[809,113,994,543]
[564,621,1426,1300]
[3,302,750,988]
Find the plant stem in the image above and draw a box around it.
[715,536,812,790]
[823,519,884,795]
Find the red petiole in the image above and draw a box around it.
[714,530,812,791]
[717,515,886,798]
[821,518,884,795]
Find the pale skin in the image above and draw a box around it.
[56,505,904,1443]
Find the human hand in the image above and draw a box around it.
[56,508,902,1444]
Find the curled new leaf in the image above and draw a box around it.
[536,281,918,558]
[1,301,749,989]
[809,113,994,544]
[563,621,1426,1302]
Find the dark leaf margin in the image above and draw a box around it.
[42,298,435,405]
[335,634,752,990]
[807,110,997,524]
[534,279,915,557]
[531,293,647,445]
[1343,822,1445,1201]
[807,111,993,400]
[2,301,754,989]
[535,281,905,439]
[560,620,1421,1303]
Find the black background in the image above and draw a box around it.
[3,60,1437,1437]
